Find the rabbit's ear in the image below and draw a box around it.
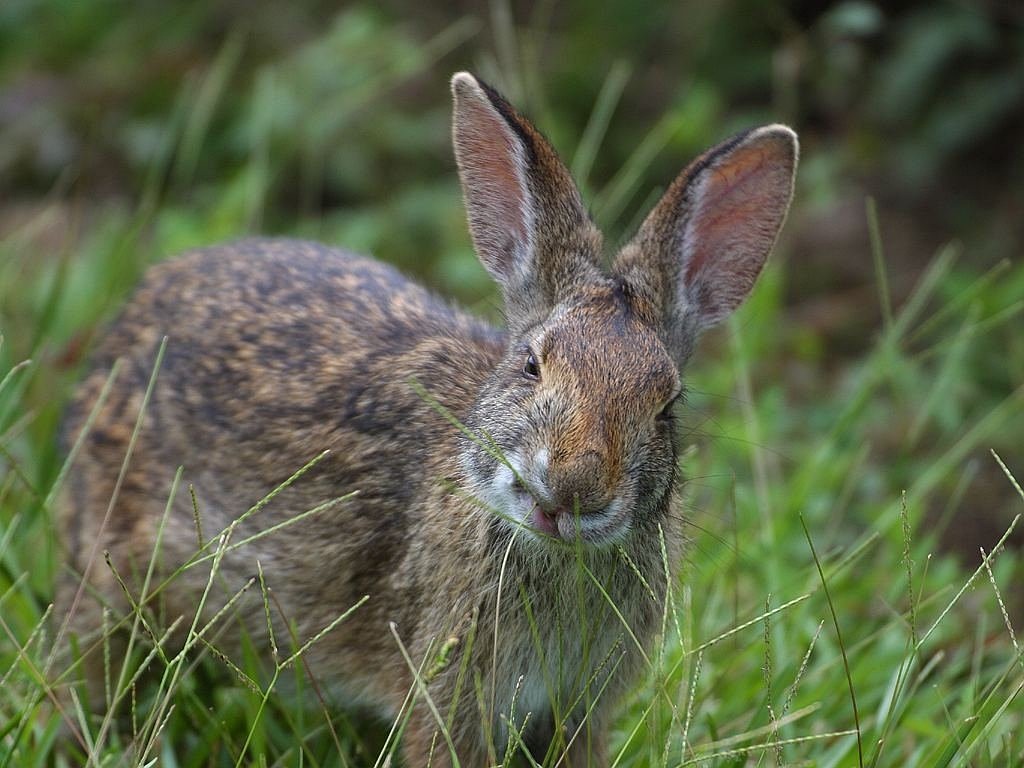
[615,125,797,357]
[451,72,600,323]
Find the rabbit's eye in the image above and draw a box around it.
[523,351,540,380]
[658,394,680,421]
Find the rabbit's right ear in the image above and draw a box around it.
[451,72,601,326]
[614,125,798,363]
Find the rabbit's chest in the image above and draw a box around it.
[494,590,634,744]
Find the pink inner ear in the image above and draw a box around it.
[458,98,530,247]
[684,145,774,282]
[680,140,791,322]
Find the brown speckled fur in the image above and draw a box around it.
[56,73,797,765]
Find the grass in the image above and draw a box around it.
[2,9,1024,766]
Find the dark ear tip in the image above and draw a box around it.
[747,124,799,165]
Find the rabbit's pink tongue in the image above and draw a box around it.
[530,505,560,538]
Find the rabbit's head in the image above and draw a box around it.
[451,72,797,546]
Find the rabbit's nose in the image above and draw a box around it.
[548,450,614,515]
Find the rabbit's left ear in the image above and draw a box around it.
[451,72,602,326]
[615,125,797,358]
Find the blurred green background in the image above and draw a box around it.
[1,0,1024,764]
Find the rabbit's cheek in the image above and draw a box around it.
[477,449,538,528]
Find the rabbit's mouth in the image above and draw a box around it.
[484,450,631,546]
[515,476,629,545]
[528,503,560,538]
[527,499,630,545]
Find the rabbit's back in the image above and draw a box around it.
[59,239,504,661]
[65,237,503,490]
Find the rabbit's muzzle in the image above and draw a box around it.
[508,444,629,544]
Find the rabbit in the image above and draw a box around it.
[54,71,797,766]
